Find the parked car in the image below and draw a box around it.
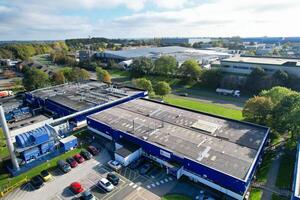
[40,170,52,182]
[139,162,152,175]
[107,160,122,171]
[87,145,100,156]
[70,182,84,194]
[98,178,114,192]
[57,160,71,173]
[81,190,96,200]
[129,158,144,169]
[66,157,78,168]
[31,175,44,189]
[106,173,119,185]
[80,150,92,160]
[179,93,188,97]
[73,154,85,163]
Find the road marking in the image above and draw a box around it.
[147,185,151,189]
[160,180,164,184]
[151,175,155,178]
[137,187,141,191]
[151,183,155,187]
[129,182,134,186]
[168,177,173,181]
[133,184,137,189]
[164,178,169,182]
[155,181,160,186]
[195,196,200,199]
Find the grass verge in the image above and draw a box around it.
[256,151,275,183]
[0,147,82,189]
[161,194,193,200]
[164,95,243,120]
[275,152,295,189]
[250,188,262,200]
[272,194,289,200]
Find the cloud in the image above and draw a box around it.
[0,0,300,40]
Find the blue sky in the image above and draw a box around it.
[0,0,299,40]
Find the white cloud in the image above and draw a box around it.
[0,0,300,40]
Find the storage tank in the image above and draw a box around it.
[22,147,40,162]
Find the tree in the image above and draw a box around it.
[259,86,296,105]
[272,70,289,86]
[52,71,65,85]
[154,81,171,97]
[132,78,153,93]
[272,93,300,138]
[154,56,178,76]
[96,67,112,83]
[179,59,202,82]
[200,69,223,88]
[245,67,267,93]
[60,67,73,82]
[22,67,49,91]
[243,96,274,125]
[72,68,90,82]
[130,57,154,76]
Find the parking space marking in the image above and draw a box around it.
[129,182,134,186]
[160,180,164,184]
[133,184,138,189]
[137,187,141,191]
[164,178,169,182]
[147,185,151,189]
[168,177,173,181]
[151,183,155,187]
[155,181,160,186]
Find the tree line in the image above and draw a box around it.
[0,42,68,60]
[243,86,300,140]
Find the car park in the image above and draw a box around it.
[31,175,44,189]
[139,162,152,175]
[129,157,144,169]
[106,172,119,185]
[66,157,78,168]
[80,149,92,160]
[98,178,114,192]
[70,182,84,194]
[87,145,100,156]
[74,153,85,163]
[107,160,122,171]
[57,160,71,173]
[40,170,52,182]
[81,190,96,200]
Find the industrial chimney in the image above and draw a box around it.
[0,106,19,170]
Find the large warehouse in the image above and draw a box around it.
[87,99,270,200]
[96,46,231,67]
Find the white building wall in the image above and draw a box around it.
[182,169,243,200]
[115,148,142,166]
[220,61,300,77]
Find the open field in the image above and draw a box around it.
[164,95,243,120]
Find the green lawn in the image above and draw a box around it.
[250,188,263,200]
[164,96,243,120]
[161,194,192,200]
[0,147,82,189]
[272,194,289,200]
[275,152,295,189]
[0,128,8,160]
[256,151,275,183]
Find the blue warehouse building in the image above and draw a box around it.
[87,99,270,200]
[24,81,147,127]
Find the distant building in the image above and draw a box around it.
[220,56,300,77]
[160,38,212,46]
[97,46,231,67]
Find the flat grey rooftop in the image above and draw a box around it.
[222,56,300,66]
[90,99,268,180]
[28,81,143,111]
[8,114,50,131]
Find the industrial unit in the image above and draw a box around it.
[220,56,300,77]
[292,142,300,200]
[1,81,146,175]
[87,99,269,200]
[96,46,231,67]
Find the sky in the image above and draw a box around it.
[0,0,300,40]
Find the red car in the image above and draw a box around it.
[66,157,78,168]
[70,182,84,194]
[87,145,100,156]
[73,154,85,163]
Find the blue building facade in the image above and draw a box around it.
[87,108,269,200]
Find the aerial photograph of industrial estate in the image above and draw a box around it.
[0,0,300,200]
